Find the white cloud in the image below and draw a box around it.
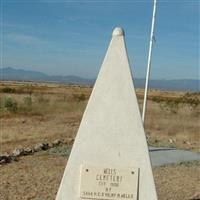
[7,33,47,46]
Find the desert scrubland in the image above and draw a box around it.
[0,81,199,152]
[0,81,200,200]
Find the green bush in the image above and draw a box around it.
[4,97,18,112]
[1,87,16,93]
[152,95,200,113]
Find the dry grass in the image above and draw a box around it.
[0,152,67,200]
[154,161,200,200]
[143,98,200,150]
[0,81,199,153]
[136,89,200,150]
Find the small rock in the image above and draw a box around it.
[186,141,191,146]
[53,139,63,146]
[34,143,44,152]
[168,138,173,144]
[48,143,53,148]
[12,148,24,157]
[10,156,19,162]
[41,142,49,150]
[34,142,50,152]
[0,153,11,164]
[23,147,33,155]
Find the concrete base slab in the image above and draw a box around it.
[149,147,200,167]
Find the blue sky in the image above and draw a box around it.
[1,0,199,79]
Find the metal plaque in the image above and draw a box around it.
[79,165,139,200]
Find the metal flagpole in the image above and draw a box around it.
[142,0,157,123]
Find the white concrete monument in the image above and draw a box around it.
[56,27,157,200]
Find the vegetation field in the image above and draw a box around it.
[0,81,199,152]
[0,81,200,200]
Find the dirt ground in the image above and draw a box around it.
[0,82,200,200]
[0,147,199,200]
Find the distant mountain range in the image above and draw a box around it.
[1,67,199,92]
[0,67,94,85]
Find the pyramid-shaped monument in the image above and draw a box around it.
[56,27,157,200]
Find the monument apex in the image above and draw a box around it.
[112,27,125,36]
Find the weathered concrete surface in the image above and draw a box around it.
[149,147,200,167]
[56,27,157,200]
